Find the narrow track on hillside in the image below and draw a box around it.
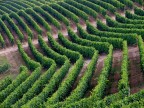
[85,54,106,97]
[72,59,91,90]
[106,50,122,95]
[128,46,144,94]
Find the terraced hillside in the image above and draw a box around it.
[0,0,144,108]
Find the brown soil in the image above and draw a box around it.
[128,46,144,94]
[51,24,58,39]
[84,45,143,98]
[98,14,106,24]
[84,54,106,97]
[72,59,91,90]
[61,22,68,36]
[134,2,143,8]
[70,20,77,32]
[0,51,25,80]
[89,16,96,27]
[106,50,122,95]
[24,47,35,60]
[39,24,48,36]
[79,18,86,26]
[107,12,115,20]
[117,9,125,17]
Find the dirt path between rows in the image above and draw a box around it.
[106,50,122,95]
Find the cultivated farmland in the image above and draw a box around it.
[0,0,143,108]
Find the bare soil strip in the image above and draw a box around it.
[72,59,91,90]
[106,50,122,95]
[128,46,144,94]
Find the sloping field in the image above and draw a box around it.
[0,0,144,108]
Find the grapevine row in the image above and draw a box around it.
[18,10,42,35]
[1,67,41,108]
[86,22,137,45]
[0,66,29,103]
[17,40,41,70]
[77,24,123,49]
[68,27,110,53]
[21,36,71,108]
[2,14,24,41]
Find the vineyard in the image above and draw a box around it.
[0,0,144,108]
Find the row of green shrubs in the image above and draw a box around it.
[17,40,41,70]
[9,12,33,38]
[1,67,41,108]
[25,8,51,31]
[118,41,129,91]
[75,0,107,16]
[33,6,61,29]
[77,24,123,49]
[58,45,113,108]
[58,32,95,58]
[12,38,57,108]
[2,14,24,41]
[0,66,29,103]
[106,15,144,29]
[97,20,144,39]
[86,21,137,45]
[65,0,97,18]
[68,27,110,53]
[50,3,79,23]
[58,2,89,21]
[18,10,42,35]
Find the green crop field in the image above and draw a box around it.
[0,0,143,108]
